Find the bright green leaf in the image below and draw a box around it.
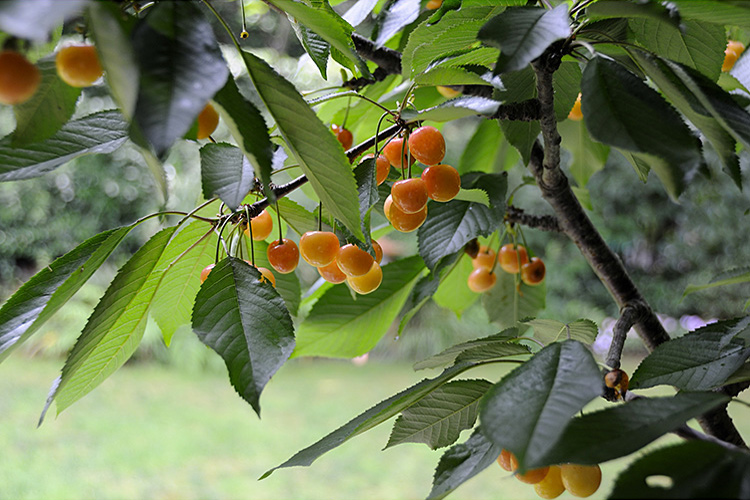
[684,267,750,297]
[433,254,480,317]
[290,18,329,79]
[558,118,609,187]
[401,96,502,122]
[414,329,522,371]
[481,271,546,329]
[524,318,598,345]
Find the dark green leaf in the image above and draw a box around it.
[0,110,128,182]
[480,340,602,470]
[240,50,363,239]
[290,18,329,79]
[354,157,379,239]
[586,0,681,26]
[630,317,750,391]
[200,143,255,211]
[481,270,546,329]
[524,318,598,345]
[427,429,502,500]
[458,120,503,174]
[242,239,302,317]
[670,0,750,26]
[553,60,582,121]
[0,0,87,41]
[53,227,178,414]
[454,340,532,366]
[401,96,502,122]
[497,66,539,163]
[536,392,731,467]
[418,173,506,271]
[374,0,420,46]
[611,441,750,499]
[413,328,523,370]
[0,226,133,362]
[294,256,424,358]
[415,66,494,88]
[213,76,274,201]
[558,118,609,187]
[12,56,80,146]
[386,379,493,450]
[131,1,229,158]
[478,5,571,74]
[191,258,295,416]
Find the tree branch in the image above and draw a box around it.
[505,205,562,232]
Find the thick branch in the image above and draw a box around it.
[505,205,562,232]
[492,99,542,121]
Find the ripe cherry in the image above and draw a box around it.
[467,267,497,293]
[409,126,446,165]
[197,103,219,140]
[421,164,460,202]
[533,465,565,499]
[384,194,427,233]
[299,230,340,267]
[426,0,443,9]
[498,244,529,274]
[604,369,629,395]
[362,153,391,185]
[568,93,583,121]
[0,50,40,105]
[509,454,549,485]
[336,243,375,277]
[723,40,745,72]
[560,464,601,498]
[331,123,353,150]
[318,260,347,284]
[436,85,460,99]
[497,449,513,472]
[256,266,276,287]
[347,261,383,295]
[391,177,429,214]
[382,137,415,168]
[521,257,545,286]
[244,209,273,241]
[55,44,103,87]
[472,246,496,271]
[372,240,383,264]
[200,263,215,284]
[267,238,299,274]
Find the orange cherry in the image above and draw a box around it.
[244,209,273,241]
[467,267,497,293]
[362,153,391,185]
[723,40,745,72]
[568,93,583,121]
[497,449,513,472]
[472,246,496,270]
[372,240,383,264]
[299,230,340,267]
[318,260,347,284]
[200,263,215,284]
[382,137,415,168]
[498,244,529,274]
[509,454,549,485]
[421,164,460,202]
[267,238,299,274]
[347,261,383,295]
[409,126,445,165]
[521,257,545,285]
[534,465,565,499]
[336,243,375,277]
[384,194,427,233]
[55,44,102,87]
[257,266,276,287]
[197,103,220,139]
[331,123,353,150]
[0,50,40,105]
[391,177,429,214]
[436,85,460,99]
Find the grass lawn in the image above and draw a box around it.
[1,352,744,500]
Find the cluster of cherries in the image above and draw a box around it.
[497,449,602,499]
[467,243,546,293]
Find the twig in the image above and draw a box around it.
[605,301,648,369]
[505,206,562,232]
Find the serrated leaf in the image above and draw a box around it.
[611,441,750,499]
[130,1,229,158]
[52,227,178,414]
[386,379,493,450]
[293,256,424,358]
[481,271,546,329]
[427,429,502,500]
[213,76,274,200]
[191,258,295,415]
[684,269,750,297]
[12,56,80,146]
[401,96,502,122]
[451,188,490,206]
[478,5,571,74]
[415,66,493,87]
[524,318,598,345]
[0,0,87,41]
[0,226,133,362]
[373,0,420,46]
[553,60,582,121]
[414,329,522,370]
[418,173,506,271]
[290,18,330,79]
[454,340,532,366]
[151,221,217,345]
[581,56,704,197]
[586,0,681,26]
[200,143,255,211]
[630,317,750,391]
[240,50,362,239]
[535,392,730,468]
[480,340,602,470]
[354,157,379,236]
[262,362,475,479]
[0,110,128,182]
[558,118,609,187]
[670,0,750,26]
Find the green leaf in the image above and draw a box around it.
[271,197,321,237]
[427,429,503,500]
[88,2,139,119]
[454,339,532,366]
[630,317,750,391]
[414,329,524,371]
[213,76,274,201]
[415,66,494,87]
[629,18,725,81]
[293,256,424,358]
[268,0,370,78]
[458,120,503,175]
[684,268,750,297]
[611,440,750,499]
[558,118,609,187]
[398,272,439,336]
[0,0,87,41]
[481,271,546,329]
[497,66,539,163]
[200,143,255,212]
[553,60,582,121]
[354,157,379,239]
[418,172,506,271]
[262,362,475,479]
[432,254,480,317]
[401,96,502,122]
[452,188,490,206]
[290,18,329,79]
[670,0,750,26]
[524,318,598,345]
[0,226,133,362]
[242,239,302,317]
[581,56,704,197]
[130,1,229,158]
[191,258,295,416]
[150,221,217,346]
[373,0,420,46]
[586,0,681,26]
[386,379,493,450]
[479,340,602,470]
[53,227,178,414]
[478,5,571,74]
[0,110,128,182]
[12,56,80,146]
[536,392,731,468]
[240,50,362,239]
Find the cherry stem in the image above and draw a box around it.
[214,215,233,264]
[342,96,351,129]
[245,205,256,266]
[318,202,323,232]
[275,201,283,244]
